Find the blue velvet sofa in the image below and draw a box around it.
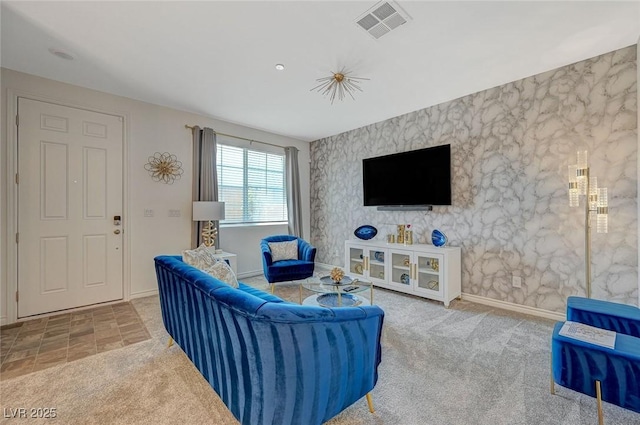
[260,235,316,286]
[154,255,384,425]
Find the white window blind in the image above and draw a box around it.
[217,144,287,224]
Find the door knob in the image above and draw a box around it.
[114,229,121,234]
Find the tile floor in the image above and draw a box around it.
[0,302,150,380]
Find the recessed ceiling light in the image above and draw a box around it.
[275,64,285,71]
[48,47,75,60]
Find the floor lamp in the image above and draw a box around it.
[568,151,608,298]
[193,201,225,251]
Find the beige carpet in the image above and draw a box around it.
[2,277,640,425]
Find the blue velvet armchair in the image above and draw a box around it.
[261,235,316,292]
[551,296,640,424]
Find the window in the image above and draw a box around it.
[217,144,287,224]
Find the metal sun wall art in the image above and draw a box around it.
[144,152,184,184]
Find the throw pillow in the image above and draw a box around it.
[268,240,298,262]
[182,244,219,270]
[201,260,239,288]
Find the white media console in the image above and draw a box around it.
[345,240,461,307]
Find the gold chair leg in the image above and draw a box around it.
[365,393,375,413]
[550,354,555,395]
[596,380,604,425]
[271,283,275,294]
[167,337,174,348]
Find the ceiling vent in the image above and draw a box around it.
[355,1,411,40]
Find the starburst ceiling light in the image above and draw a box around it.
[311,68,369,104]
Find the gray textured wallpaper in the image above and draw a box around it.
[310,46,638,312]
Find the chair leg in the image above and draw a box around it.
[271,282,275,294]
[365,393,375,413]
[550,354,555,395]
[596,380,604,425]
[167,337,174,348]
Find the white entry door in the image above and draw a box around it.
[17,98,124,318]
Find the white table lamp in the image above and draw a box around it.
[192,201,225,248]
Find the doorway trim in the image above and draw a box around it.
[5,89,131,324]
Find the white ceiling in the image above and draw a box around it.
[2,1,639,142]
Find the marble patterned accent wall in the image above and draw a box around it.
[310,46,638,311]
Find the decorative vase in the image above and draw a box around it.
[396,225,405,244]
[354,225,377,240]
[431,229,447,247]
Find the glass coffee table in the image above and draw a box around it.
[300,275,374,307]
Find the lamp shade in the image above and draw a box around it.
[192,201,225,221]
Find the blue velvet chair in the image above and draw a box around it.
[551,297,640,425]
[261,235,316,292]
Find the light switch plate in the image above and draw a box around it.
[512,276,522,288]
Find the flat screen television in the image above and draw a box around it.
[362,144,451,206]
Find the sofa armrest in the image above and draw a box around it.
[567,296,640,338]
[260,240,274,266]
[250,303,384,422]
[298,238,316,262]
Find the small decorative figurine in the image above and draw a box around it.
[330,267,345,284]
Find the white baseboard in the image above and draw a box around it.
[129,289,159,299]
[461,293,565,321]
[315,262,336,270]
[237,270,263,279]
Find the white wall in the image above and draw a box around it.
[1,68,310,324]
[222,223,289,278]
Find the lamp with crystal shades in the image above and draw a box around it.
[568,151,608,298]
[192,201,225,250]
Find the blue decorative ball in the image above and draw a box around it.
[431,229,447,247]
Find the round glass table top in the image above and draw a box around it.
[302,275,372,295]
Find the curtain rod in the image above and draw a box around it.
[185,125,284,149]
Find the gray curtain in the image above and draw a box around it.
[191,126,219,248]
[284,146,303,238]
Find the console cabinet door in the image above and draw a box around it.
[345,243,388,284]
[346,244,367,278]
[413,253,444,298]
[365,247,388,285]
[389,249,414,290]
